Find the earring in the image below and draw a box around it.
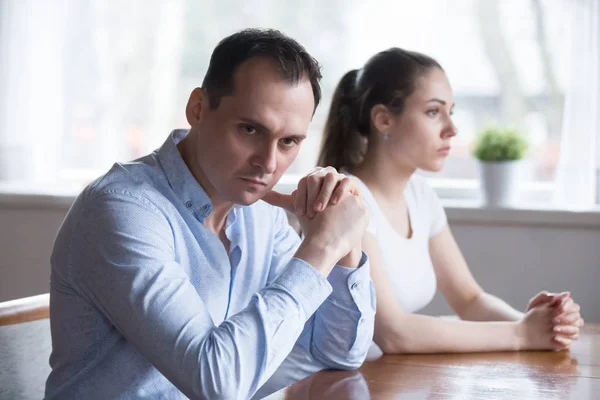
[383,134,389,141]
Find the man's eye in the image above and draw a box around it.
[241,124,258,135]
[280,138,298,148]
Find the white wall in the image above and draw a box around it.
[1,198,599,322]
[422,219,600,322]
[0,202,67,302]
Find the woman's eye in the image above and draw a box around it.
[427,109,438,117]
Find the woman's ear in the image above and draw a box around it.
[370,104,393,139]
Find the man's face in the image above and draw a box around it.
[185,57,315,205]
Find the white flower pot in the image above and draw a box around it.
[478,160,523,208]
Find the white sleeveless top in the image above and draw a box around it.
[351,174,448,313]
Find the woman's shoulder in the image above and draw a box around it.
[407,174,448,235]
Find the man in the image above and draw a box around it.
[45,29,374,399]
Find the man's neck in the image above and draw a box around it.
[203,201,234,235]
[177,130,234,235]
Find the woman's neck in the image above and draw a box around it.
[353,149,415,202]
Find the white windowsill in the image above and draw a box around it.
[0,190,77,210]
[1,187,599,229]
[441,200,600,229]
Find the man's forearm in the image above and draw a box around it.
[337,245,363,268]
[309,255,375,369]
[252,258,374,399]
[294,237,342,277]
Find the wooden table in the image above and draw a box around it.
[268,324,600,399]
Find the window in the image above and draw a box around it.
[0,0,582,201]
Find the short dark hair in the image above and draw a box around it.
[202,28,322,112]
[317,48,442,171]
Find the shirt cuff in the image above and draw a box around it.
[271,257,333,319]
[326,251,372,306]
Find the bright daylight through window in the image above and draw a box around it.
[0,0,597,206]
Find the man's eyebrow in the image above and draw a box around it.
[239,117,307,140]
[239,117,271,132]
[284,134,307,141]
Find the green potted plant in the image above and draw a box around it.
[472,126,529,207]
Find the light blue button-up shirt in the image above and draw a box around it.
[45,130,375,399]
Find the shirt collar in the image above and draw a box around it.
[157,129,213,218]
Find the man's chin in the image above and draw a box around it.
[234,190,268,206]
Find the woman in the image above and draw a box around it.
[317,48,584,353]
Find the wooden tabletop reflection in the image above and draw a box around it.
[268,324,600,399]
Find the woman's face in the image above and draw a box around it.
[384,67,457,173]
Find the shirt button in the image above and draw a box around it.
[185,201,193,208]
[351,282,360,290]
[359,318,364,325]
[201,204,210,212]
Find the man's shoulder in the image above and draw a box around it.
[79,155,168,211]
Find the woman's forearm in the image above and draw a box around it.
[458,292,524,322]
[375,312,523,354]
